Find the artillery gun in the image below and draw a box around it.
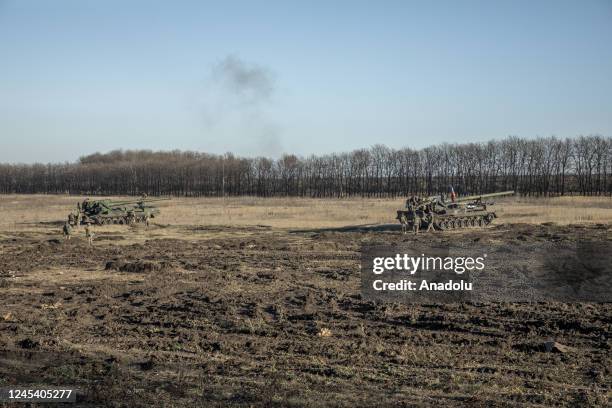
[77,197,169,225]
[396,191,514,232]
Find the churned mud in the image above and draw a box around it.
[0,223,610,406]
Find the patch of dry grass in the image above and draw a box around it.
[496,196,612,224]
[161,196,399,229]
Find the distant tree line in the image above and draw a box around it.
[0,135,611,197]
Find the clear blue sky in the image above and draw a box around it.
[1,0,611,163]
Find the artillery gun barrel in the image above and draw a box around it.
[456,191,514,202]
[106,197,171,206]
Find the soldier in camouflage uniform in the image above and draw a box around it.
[85,223,94,246]
[401,199,416,235]
[62,222,72,241]
[425,204,435,232]
[400,213,408,234]
[413,215,420,235]
[426,212,435,232]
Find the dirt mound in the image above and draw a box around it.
[105,259,171,273]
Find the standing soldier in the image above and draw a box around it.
[400,213,408,235]
[62,222,72,241]
[412,214,421,235]
[426,212,435,232]
[85,223,94,246]
[424,203,435,232]
[401,200,415,235]
[144,214,150,229]
[75,211,81,228]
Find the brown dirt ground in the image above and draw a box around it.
[0,200,610,406]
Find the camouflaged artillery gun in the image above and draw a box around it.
[77,197,169,225]
[396,190,515,232]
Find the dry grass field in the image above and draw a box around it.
[0,194,610,406]
[1,194,610,231]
